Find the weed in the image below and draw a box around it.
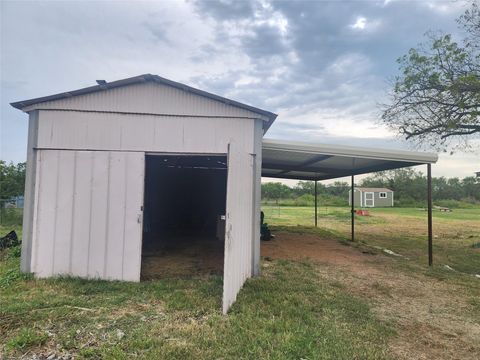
[5,328,48,353]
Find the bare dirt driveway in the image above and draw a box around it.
[262,230,480,360]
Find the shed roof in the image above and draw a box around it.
[262,139,438,181]
[355,187,393,192]
[10,74,278,131]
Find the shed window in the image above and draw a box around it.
[379,192,387,198]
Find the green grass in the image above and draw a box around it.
[5,328,48,353]
[2,206,479,358]
[262,205,480,224]
[262,206,480,275]
[0,208,23,228]
[1,247,392,359]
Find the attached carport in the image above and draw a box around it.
[261,139,438,266]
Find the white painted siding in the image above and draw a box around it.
[31,150,144,281]
[223,141,255,314]
[21,111,39,272]
[23,82,270,122]
[252,119,263,277]
[23,85,264,312]
[36,110,256,154]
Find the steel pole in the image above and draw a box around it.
[351,175,355,242]
[315,180,318,228]
[427,164,433,266]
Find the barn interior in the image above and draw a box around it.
[141,154,227,279]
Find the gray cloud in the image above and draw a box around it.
[1,0,474,179]
[192,0,255,21]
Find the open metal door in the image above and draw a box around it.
[31,150,145,281]
[222,143,254,314]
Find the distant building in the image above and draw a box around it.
[2,196,24,209]
[475,171,480,178]
[349,187,394,207]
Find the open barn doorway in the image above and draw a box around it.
[141,154,228,279]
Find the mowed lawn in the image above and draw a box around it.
[263,206,480,274]
[1,207,479,359]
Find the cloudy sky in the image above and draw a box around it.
[1,0,478,181]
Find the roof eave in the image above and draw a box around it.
[10,74,278,127]
[262,138,438,164]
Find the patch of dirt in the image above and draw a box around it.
[141,237,224,279]
[262,231,382,275]
[262,231,480,360]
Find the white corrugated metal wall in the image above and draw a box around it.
[22,81,265,312]
[20,111,38,272]
[223,141,254,313]
[252,119,263,276]
[31,150,144,280]
[22,82,269,121]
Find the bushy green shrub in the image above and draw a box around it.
[7,245,22,259]
[0,208,23,226]
[435,198,480,209]
[293,194,315,206]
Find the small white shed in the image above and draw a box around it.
[12,74,277,313]
[349,187,394,207]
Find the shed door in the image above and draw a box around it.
[223,143,254,314]
[32,150,145,281]
[364,192,374,207]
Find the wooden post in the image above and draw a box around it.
[427,164,433,266]
[351,175,355,242]
[314,180,318,228]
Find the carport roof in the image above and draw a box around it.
[262,139,438,181]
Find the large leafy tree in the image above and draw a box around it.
[0,161,26,200]
[382,1,480,152]
[261,182,292,203]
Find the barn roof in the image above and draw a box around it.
[10,74,278,131]
[262,139,438,181]
[355,187,393,192]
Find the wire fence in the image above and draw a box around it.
[0,199,23,227]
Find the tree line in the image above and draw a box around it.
[0,161,26,201]
[262,169,480,208]
[1,161,478,208]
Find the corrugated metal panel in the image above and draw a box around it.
[262,139,437,181]
[31,149,144,281]
[22,82,270,121]
[30,107,259,312]
[252,119,263,277]
[36,110,256,155]
[263,138,438,164]
[223,141,255,314]
[20,111,39,272]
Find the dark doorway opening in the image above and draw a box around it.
[141,154,227,279]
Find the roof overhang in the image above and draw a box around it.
[262,139,438,181]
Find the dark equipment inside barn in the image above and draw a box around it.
[260,211,273,241]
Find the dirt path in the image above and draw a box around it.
[262,231,383,274]
[262,231,480,360]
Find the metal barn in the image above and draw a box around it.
[12,74,438,313]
